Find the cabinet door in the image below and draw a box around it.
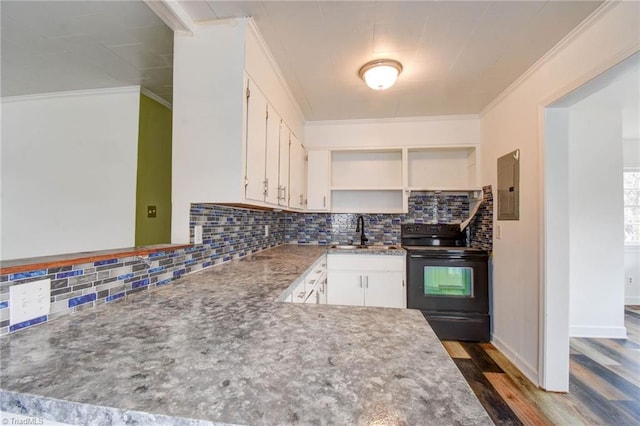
[307,150,330,211]
[289,135,306,209]
[364,271,405,308]
[278,124,290,207]
[327,270,364,306]
[264,105,281,205]
[245,79,267,202]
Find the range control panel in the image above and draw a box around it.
[401,223,462,238]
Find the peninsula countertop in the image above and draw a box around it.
[0,245,491,425]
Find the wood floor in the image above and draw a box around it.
[442,306,640,425]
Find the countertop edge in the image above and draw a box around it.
[0,244,192,275]
[0,389,239,426]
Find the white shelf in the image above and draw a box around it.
[331,189,404,214]
[332,150,402,188]
[323,145,481,214]
[331,186,404,191]
[406,186,482,193]
[407,147,478,189]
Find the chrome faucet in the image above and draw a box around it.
[355,215,368,246]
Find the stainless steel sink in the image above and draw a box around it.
[330,245,359,250]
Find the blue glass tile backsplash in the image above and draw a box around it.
[0,189,492,335]
[284,192,475,246]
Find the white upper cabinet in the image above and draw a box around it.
[288,134,306,210]
[244,79,268,202]
[171,18,306,238]
[307,150,330,211]
[264,105,281,205]
[278,123,290,207]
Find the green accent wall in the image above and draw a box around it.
[135,94,172,245]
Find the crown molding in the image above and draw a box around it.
[306,114,480,127]
[1,86,141,103]
[245,18,306,126]
[140,88,172,110]
[480,1,620,117]
[143,0,195,35]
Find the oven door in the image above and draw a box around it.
[406,251,488,314]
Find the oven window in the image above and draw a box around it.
[424,266,473,297]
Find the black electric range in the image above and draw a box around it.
[401,223,490,342]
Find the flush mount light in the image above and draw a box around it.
[359,59,403,90]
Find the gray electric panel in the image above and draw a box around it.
[497,149,520,220]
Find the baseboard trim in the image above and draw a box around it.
[569,325,627,338]
[491,334,539,387]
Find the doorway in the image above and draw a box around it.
[541,52,639,391]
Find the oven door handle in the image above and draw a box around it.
[429,315,477,322]
[408,254,467,260]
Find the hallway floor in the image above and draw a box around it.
[443,306,640,425]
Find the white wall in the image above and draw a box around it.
[624,139,640,167]
[480,1,639,390]
[568,106,625,338]
[305,115,481,150]
[1,88,140,260]
[172,21,246,244]
[624,138,640,304]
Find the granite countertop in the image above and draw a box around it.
[0,245,491,426]
[325,244,406,255]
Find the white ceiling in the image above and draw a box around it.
[1,1,604,121]
[1,1,174,102]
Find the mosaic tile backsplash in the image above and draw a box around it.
[284,192,472,246]
[0,204,283,335]
[0,192,493,335]
[469,186,494,252]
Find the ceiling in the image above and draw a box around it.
[1,1,604,121]
[1,1,174,102]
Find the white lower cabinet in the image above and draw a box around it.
[326,254,406,309]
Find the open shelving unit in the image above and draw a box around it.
[307,145,482,214]
[330,149,405,213]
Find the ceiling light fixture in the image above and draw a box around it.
[359,59,403,90]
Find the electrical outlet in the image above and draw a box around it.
[495,225,502,240]
[147,205,157,218]
[9,279,51,325]
[628,277,634,285]
[265,224,269,237]
[194,225,203,245]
